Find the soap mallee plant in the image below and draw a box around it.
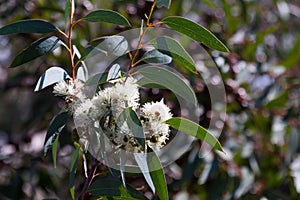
[0,0,228,199]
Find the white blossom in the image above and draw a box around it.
[141,99,172,150]
[73,99,95,128]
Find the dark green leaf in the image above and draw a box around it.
[151,36,197,73]
[165,117,224,152]
[65,0,71,22]
[0,19,57,35]
[84,72,108,86]
[83,9,131,26]
[162,16,229,52]
[34,67,70,92]
[136,76,166,89]
[123,185,148,200]
[88,173,121,196]
[73,45,89,82]
[44,111,70,156]
[147,151,168,200]
[156,0,171,8]
[117,108,145,149]
[89,35,129,57]
[69,144,80,200]
[141,49,172,65]
[52,135,59,169]
[137,66,197,105]
[11,36,62,68]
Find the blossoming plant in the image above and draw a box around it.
[1,0,228,199]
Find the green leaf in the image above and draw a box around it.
[83,9,131,26]
[44,111,70,156]
[137,66,197,105]
[0,19,57,35]
[162,16,229,52]
[107,64,121,81]
[88,173,121,196]
[34,66,70,92]
[88,35,129,57]
[147,151,168,200]
[265,92,289,109]
[141,49,172,65]
[134,153,155,193]
[84,72,108,87]
[117,107,145,149]
[11,36,62,68]
[156,0,171,8]
[151,36,197,73]
[52,134,59,169]
[69,144,80,200]
[165,117,224,152]
[281,36,300,69]
[65,0,75,22]
[73,45,89,82]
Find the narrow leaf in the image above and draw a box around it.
[107,64,121,81]
[52,134,59,168]
[88,173,121,196]
[137,66,197,105]
[69,144,80,200]
[156,0,171,8]
[11,36,62,68]
[44,111,70,156]
[34,66,70,92]
[0,19,57,35]
[162,16,229,52]
[117,108,145,149]
[165,117,224,152]
[134,153,155,193]
[147,151,168,200]
[83,9,131,26]
[89,35,129,56]
[141,49,172,65]
[151,36,197,73]
[73,45,89,82]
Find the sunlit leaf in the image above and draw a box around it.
[162,16,229,52]
[151,36,197,73]
[107,64,121,81]
[117,108,145,149]
[88,173,121,196]
[141,49,172,65]
[83,9,131,26]
[147,151,168,200]
[89,35,129,57]
[156,0,171,8]
[44,111,70,156]
[34,66,70,92]
[137,66,197,105]
[73,45,88,82]
[134,153,155,193]
[11,36,62,68]
[165,117,224,152]
[69,144,80,200]
[0,19,57,35]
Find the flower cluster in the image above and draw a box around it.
[53,77,172,152]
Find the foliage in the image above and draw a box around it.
[1,0,300,200]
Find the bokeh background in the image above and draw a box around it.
[1,0,300,199]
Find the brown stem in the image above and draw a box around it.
[127,0,157,73]
[78,159,99,200]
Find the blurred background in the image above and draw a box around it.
[1,0,300,199]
